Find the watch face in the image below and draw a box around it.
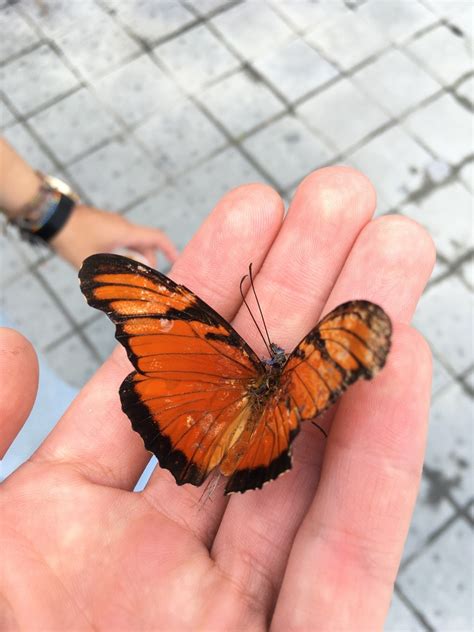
[43,174,80,202]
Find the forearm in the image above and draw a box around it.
[0,137,42,219]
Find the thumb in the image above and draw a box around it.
[0,328,39,458]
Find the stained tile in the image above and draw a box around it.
[398,518,473,630]
[297,77,389,153]
[2,271,71,350]
[0,5,39,62]
[46,333,99,387]
[154,24,239,91]
[413,279,473,377]
[93,55,181,127]
[106,0,195,43]
[308,11,387,70]
[134,97,226,176]
[211,2,293,60]
[0,45,79,115]
[404,94,473,165]
[243,115,333,189]
[70,137,164,211]
[353,49,441,118]
[29,88,120,164]
[348,126,432,208]
[199,69,285,137]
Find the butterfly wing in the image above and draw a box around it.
[79,254,265,488]
[282,300,392,423]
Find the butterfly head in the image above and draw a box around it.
[265,343,287,368]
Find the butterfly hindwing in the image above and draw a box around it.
[282,300,392,422]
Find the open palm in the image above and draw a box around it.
[0,167,434,631]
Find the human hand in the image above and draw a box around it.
[51,204,179,269]
[0,167,434,631]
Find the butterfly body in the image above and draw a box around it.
[79,254,392,495]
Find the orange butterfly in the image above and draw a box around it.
[79,254,392,495]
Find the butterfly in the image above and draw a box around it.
[79,254,392,495]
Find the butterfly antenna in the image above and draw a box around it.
[311,421,328,438]
[240,273,273,357]
[248,263,272,351]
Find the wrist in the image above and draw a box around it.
[0,138,44,219]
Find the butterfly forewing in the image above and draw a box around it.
[79,254,265,487]
[282,300,392,422]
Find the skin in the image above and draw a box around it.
[0,167,435,631]
[1,137,178,269]
[50,204,179,269]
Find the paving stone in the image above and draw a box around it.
[126,184,193,253]
[459,161,473,192]
[398,518,473,630]
[297,77,389,153]
[3,122,56,173]
[93,55,181,127]
[70,137,164,211]
[429,256,449,285]
[401,182,473,262]
[104,0,195,43]
[29,88,121,164]
[401,475,454,561]
[404,94,473,165]
[45,333,99,387]
[0,5,39,62]
[2,271,71,350]
[269,0,348,32]
[348,126,432,208]
[358,0,436,43]
[353,49,441,118]
[425,1,473,43]
[20,0,106,37]
[254,38,338,102]
[464,370,474,391]
[0,99,16,129]
[456,75,474,107]
[55,13,140,79]
[407,24,473,87]
[307,11,387,71]
[155,24,239,92]
[134,96,226,176]
[11,232,50,266]
[431,356,454,398]
[37,255,92,326]
[413,278,473,377]
[384,592,424,631]
[0,232,29,288]
[179,146,266,218]
[198,69,285,138]
[447,3,474,43]
[211,2,293,61]
[82,315,117,362]
[0,45,79,115]
[243,114,333,189]
[421,0,472,23]
[190,0,234,17]
[459,253,473,290]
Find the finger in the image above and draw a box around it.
[212,213,435,613]
[273,325,432,631]
[33,185,284,505]
[0,328,39,458]
[211,166,376,593]
[131,225,180,262]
